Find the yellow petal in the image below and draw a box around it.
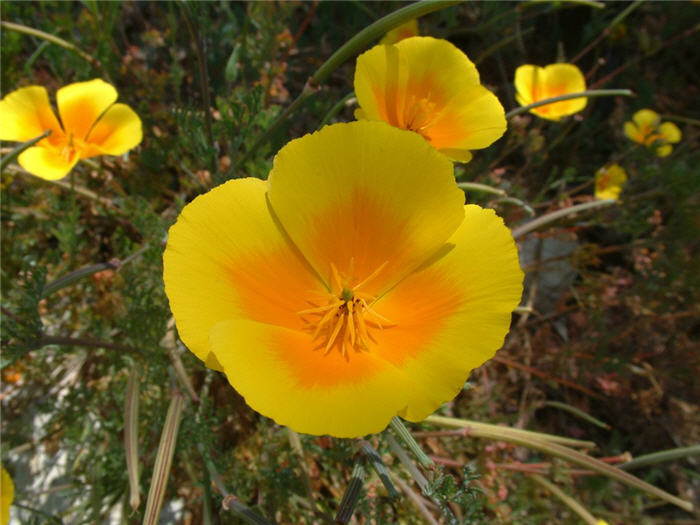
[373,205,523,421]
[210,319,415,437]
[1,465,13,525]
[595,164,627,201]
[354,37,504,160]
[379,19,419,45]
[632,109,660,130]
[515,63,586,120]
[83,103,143,157]
[514,64,540,106]
[56,78,117,140]
[0,85,62,142]
[163,178,325,368]
[17,145,79,180]
[623,121,644,143]
[655,144,672,157]
[267,121,465,296]
[657,121,681,144]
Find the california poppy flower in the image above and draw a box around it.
[595,164,627,201]
[623,109,681,157]
[514,64,587,121]
[163,121,523,437]
[379,19,419,45]
[0,78,142,180]
[354,37,506,163]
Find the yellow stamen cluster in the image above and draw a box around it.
[298,261,394,359]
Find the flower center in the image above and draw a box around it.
[57,132,84,163]
[404,95,439,138]
[297,261,394,359]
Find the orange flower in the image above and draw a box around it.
[354,37,506,163]
[163,121,523,437]
[0,78,142,180]
[514,63,587,121]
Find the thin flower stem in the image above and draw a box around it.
[529,474,599,525]
[359,440,400,499]
[620,445,700,471]
[457,182,506,196]
[659,114,700,127]
[390,417,435,468]
[0,130,51,172]
[318,91,356,130]
[570,0,643,64]
[124,368,141,511]
[425,415,596,448]
[385,433,429,492]
[393,477,440,525]
[511,199,616,239]
[39,335,141,355]
[0,21,102,69]
[232,0,460,172]
[287,429,315,504]
[525,0,605,7]
[179,0,217,176]
[425,415,694,512]
[506,89,633,119]
[541,400,610,430]
[334,455,367,524]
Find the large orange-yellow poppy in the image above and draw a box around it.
[514,63,587,121]
[354,37,506,163]
[163,121,523,437]
[0,79,142,180]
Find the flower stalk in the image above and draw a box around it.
[390,417,435,468]
[334,455,367,524]
[0,130,51,172]
[124,369,141,512]
[506,89,633,119]
[530,474,599,525]
[142,390,185,525]
[511,199,616,239]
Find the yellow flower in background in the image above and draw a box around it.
[514,63,587,121]
[0,78,142,180]
[1,466,13,525]
[379,19,419,45]
[595,163,627,201]
[623,109,681,157]
[354,36,506,163]
[163,121,523,437]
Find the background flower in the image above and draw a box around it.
[595,163,627,201]
[623,109,681,157]
[163,121,522,437]
[354,36,506,163]
[514,63,587,121]
[0,78,142,180]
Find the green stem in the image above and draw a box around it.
[359,440,400,499]
[390,417,434,468]
[426,416,693,512]
[506,89,633,119]
[1,20,100,68]
[475,27,534,65]
[457,182,506,196]
[0,130,51,172]
[511,199,616,239]
[524,0,605,7]
[311,0,461,85]
[620,445,700,471]
[334,455,367,524]
[232,0,460,171]
[425,415,596,448]
[530,474,599,525]
[542,400,610,429]
[318,91,356,130]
